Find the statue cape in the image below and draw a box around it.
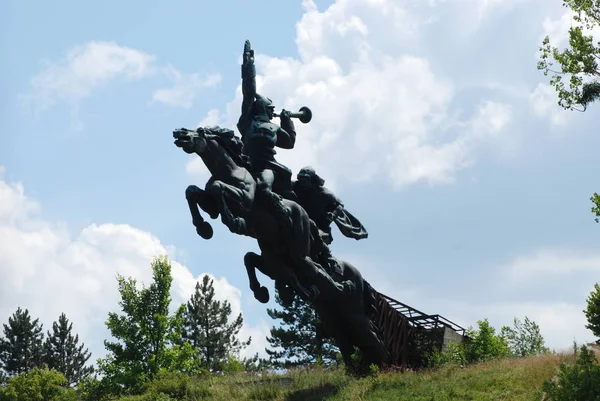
[334,209,368,240]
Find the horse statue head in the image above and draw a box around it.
[174,126,250,170]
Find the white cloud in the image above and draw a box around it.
[25,41,156,111]
[152,66,222,109]
[197,0,513,189]
[530,83,568,125]
[456,0,525,34]
[23,41,220,121]
[0,168,268,363]
[505,247,600,282]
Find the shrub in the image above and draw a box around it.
[427,342,468,368]
[464,319,511,363]
[143,369,211,400]
[542,344,600,401]
[0,367,77,401]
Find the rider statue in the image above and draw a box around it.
[293,166,368,245]
[236,40,298,231]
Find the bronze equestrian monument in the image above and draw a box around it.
[172,41,465,370]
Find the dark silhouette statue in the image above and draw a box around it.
[172,40,389,368]
[293,166,368,245]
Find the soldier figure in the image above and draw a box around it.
[236,40,298,230]
[293,166,368,245]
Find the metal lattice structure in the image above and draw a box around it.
[374,292,466,367]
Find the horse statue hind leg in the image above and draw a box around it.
[313,258,390,369]
[283,200,350,301]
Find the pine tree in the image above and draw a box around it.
[265,290,339,368]
[0,307,44,377]
[182,275,251,371]
[43,313,93,385]
[584,283,600,343]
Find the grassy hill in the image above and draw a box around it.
[120,352,577,401]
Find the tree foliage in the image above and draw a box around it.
[0,308,44,378]
[265,291,339,368]
[592,193,600,223]
[537,0,600,111]
[464,319,512,362]
[584,283,600,343]
[97,255,202,395]
[429,317,549,368]
[43,313,93,385]
[0,366,77,401]
[181,275,251,372]
[500,316,550,357]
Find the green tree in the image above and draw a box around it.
[464,319,511,363]
[500,316,550,357]
[592,193,600,223]
[584,283,600,343]
[265,291,339,368]
[537,0,600,111]
[181,275,251,372]
[0,366,77,401]
[0,308,44,377]
[42,313,93,386]
[97,255,200,395]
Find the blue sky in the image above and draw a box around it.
[1,0,599,362]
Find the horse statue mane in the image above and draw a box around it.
[202,126,251,170]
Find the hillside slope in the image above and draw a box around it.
[120,353,573,401]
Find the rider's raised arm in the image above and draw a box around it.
[237,40,256,136]
[276,115,296,149]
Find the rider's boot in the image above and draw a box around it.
[265,190,292,232]
[310,223,336,272]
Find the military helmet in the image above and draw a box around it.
[253,93,274,115]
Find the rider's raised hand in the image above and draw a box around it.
[243,40,254,65]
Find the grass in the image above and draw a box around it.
[120,352,581,401]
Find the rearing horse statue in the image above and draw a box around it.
[173,125,389,368]
[173,126,351,304]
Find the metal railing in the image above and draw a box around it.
[379,293,465,335]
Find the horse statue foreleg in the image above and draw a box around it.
[208,180,250,235]
[244,250,317,304]
[185,185,217,239]
[244,252,270,303]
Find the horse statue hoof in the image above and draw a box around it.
[254,286,270,303]
[196,222,214,239]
